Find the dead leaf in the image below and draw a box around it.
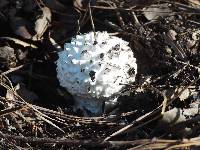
[6,89,16,102]
[188,0,200,6]
[152,108,191,137]
[160,108,186,125]
[143,4,172,21]
[32,7,51,41]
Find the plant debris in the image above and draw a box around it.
[0,0,200,149]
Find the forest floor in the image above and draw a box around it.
[0,0,200,149]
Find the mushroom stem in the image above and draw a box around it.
[73,96,104,116]
[104,97,118,113]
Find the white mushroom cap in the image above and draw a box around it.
[56,31,137,115]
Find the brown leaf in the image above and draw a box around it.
[153,108,190,137]
[160,108,186,125]
[32,7,51,41]
[143,4,172,21]
[188,0,200,6]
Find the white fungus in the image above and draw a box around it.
[56,31,137,116]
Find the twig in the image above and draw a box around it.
[112,3,125,30]
[1,132,200,149]
[0,75,65,133]
[0,104,26,117]
[162,32,187,61]
[169,1,200,13]
[130,11,145,34]
[88,1,96,34]
[0,132,21,150]
[104,107,161,141]
[0,37,38,49]
[1,65,26,75]
[104,76,200,141]
[0,132,107,147]
[103,19,123,32]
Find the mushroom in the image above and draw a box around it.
[56,31,137,116]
